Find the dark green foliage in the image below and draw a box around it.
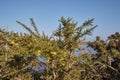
[88,32,120,80]
[54,17,97,54]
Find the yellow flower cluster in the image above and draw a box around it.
[59,51,67,66]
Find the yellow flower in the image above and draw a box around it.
[60,57,64,61]
[47,56,51,61]
[63,52,67,58]
[38,50,41,54]
[11,40,15,44]
[35,50,41,56]
[61,63,65,66]
[51,51,57,55]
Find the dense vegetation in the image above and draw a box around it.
[0,17,119,80]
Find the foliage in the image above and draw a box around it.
[88,32,120,80]
[1,17,120,80]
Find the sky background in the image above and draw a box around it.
[0,0,120,41]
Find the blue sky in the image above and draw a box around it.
[0,0,120,41]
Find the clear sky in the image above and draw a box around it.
[0,0,120,41]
